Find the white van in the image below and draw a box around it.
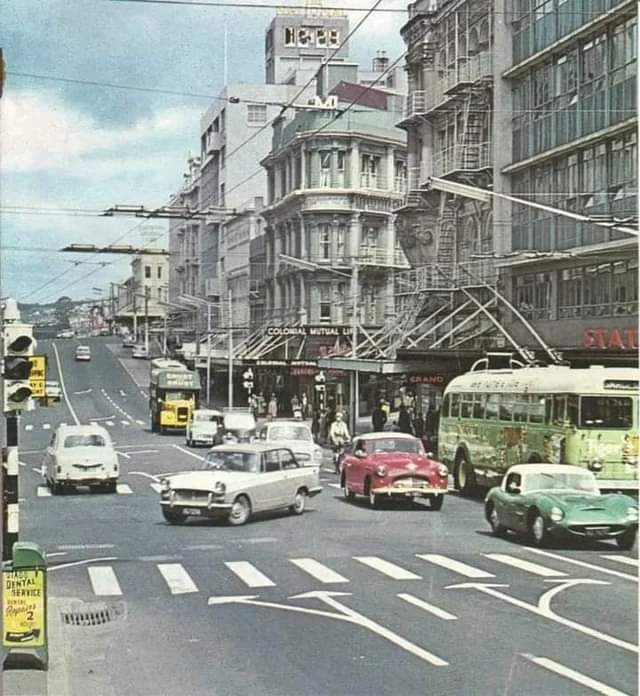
[75,345,91,361]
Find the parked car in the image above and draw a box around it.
[159,443,322,525]
[221,410,257,444]
[122,335,135,348]
[75,345,91,361]
[258,420,323,466]
[45,381,62,402]
[43,424,119,494]
[485,464,638,549]
[56,329,74,339]
[132,344,149,359]
[341,433,448,510]
[186,409,224,447]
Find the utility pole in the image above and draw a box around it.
[144,286,150,353]
[132,288,138,342]
[206,303,212,407]
[350,260,360,437]
[228,289,233,409]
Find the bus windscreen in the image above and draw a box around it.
[580,396,634,429]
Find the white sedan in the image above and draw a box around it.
[186,409,224,447]
[132,344,149,359]
[258,420,323,466]
[159,443,322,525]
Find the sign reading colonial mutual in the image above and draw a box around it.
[3,569,46,647]
[266,326,352,337]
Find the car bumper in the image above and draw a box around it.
[550,521,638,540]
[189,436,216,445]
[160,500,231,516]
[59,473,117,484]
[373,485,448,498]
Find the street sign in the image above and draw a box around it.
[28,355,46,398]
[2,568,46,647]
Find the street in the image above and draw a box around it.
[8,338,638,696]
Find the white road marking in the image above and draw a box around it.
[49,557,118,572]
[289,558,349,584]
[327,483,341,489]
[37,486,51,497]
[89,415,115,422]
[150,483,162,493]
[116,452,131,460]
[88,566,123,596]
[116,483,132,495]
[129,471,161,482]
[136,420,146,426]
[485,553,567,578]
[354,556,421,580]
[158,563,199,594]
[51,341,81,425]
[120,420,130,426]
[25,424,34,432]
[417,554,495,578]
[602,555,639,568]
[525,548,638,583]
[42,424,51,430]
[225,561,276,588]
[172,444,205,461]
[397,593,458,620]
[106,421,115,427]
[119,390,127,397]
[58,544,115,550]
[522,654,631,696]
[73,389,93,395]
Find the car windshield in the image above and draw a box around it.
[194,413,219,422]
[202,452,259,473]
[370,438,423,454]
[268,425,312,442]
[64,434,106,448]
[524,471,599,494]
[224,415,255,430]
[580,396,634,429]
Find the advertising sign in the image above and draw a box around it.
[28,355,46,398]
[3,569,46,647]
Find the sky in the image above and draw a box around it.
[0,0,407,305]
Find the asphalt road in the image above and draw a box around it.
[7,337,638,696]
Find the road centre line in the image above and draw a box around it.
[51,342,80,425]
[354,557,421,580]
[525,548,638,583]
[484,553,567,578]
[417,554,495,579]
[225,561,276,588]
[158,563,199,594]
[397,593,458,620]
[522,654,630,696]
[289,558,349,584]
[601,555,638,567]
[88,566,123,596]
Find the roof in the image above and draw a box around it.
[208,443,290,454]
[356,432,417,441]
[265,420,311,428]
[508,464,590,476]
[56,423,110,435]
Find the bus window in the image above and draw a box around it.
[442,393,450,417]
[473,395,485,419]
[567,395,579,426]
[529,396,546,423]
[500,395,514,421]
[580,396,633,429]
[514,398,528,422]
[450,393,461,418]
[552,396,567,425]
[486,394,500,420]
[461,394,473,419]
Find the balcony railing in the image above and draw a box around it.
[360,249,411,269]
[360,173,387,190]
[395,261,498,293]
[432,142,492,178]
[443,53,493,93]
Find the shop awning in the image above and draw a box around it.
[317,357,426,374]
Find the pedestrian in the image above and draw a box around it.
[396,404,414,435]
[257,392,266,417]
[311,409,320,442]
[319,409,327,445]
[291,394,300,417]
[371,401,387,432]
[267,393,278,420]
[301,393,309,420]
[413,411,425,439]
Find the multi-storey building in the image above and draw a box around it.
[500,0,637,365]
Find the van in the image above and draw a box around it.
[75,345,91,361]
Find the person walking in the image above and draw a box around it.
[371,401,387,432]
[396,404,414,435]
[267,393,278,420]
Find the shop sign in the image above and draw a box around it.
[3,569,45,647]
[318,345,351,358]
[266,326,351,337]
[251,359,318,368]
[407,374,446,385]
[583,328,638,351]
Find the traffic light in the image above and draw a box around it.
[242,368,254,392]
[314,371,326,394]
[3,323,35,412]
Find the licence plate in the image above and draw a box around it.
[585,527,608,536]
[183,507,202,515]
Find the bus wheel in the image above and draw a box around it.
[455,454,475,496]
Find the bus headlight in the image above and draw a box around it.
[550,506,564,523]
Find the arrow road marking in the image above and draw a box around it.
[207,591,448,667]
[525,547,638,583]
[447,579,637,653]
[522,654,631,696]
[397,593,458,620]
[602,555,639,568]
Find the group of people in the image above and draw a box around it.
[371,400,440,452]
[249,392,311,420]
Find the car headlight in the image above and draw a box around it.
[213,481,226,496]
[550,506,564,523]
[625,507,639,521]
[313,448,323,461]
[160,478,171,493]
[375,465,387,478]
[588,459,604,472]
[438,464,448,478]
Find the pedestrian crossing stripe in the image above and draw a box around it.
[158,563,198,594]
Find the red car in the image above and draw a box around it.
[341,433,448,510]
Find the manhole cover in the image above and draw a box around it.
[61,601,126,627]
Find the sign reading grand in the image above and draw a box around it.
[266,326,350,337]
[3,569,45,647]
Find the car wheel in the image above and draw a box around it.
[455,453,475,496]
[104,481,117,494]
[365,480,378,508]
[162,508,187,525]
[49,480,60,495]
[289,489,307,515]
[430,494,444,511]
[341,474,355,500]
[529,512,549,547]
[228,495,251,526]
[616,528,637,551]
[486,502,507,536]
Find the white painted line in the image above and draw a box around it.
[116,451,131,460]
[42,423,51,430]
[120,420,130,426]
[523,654,631,696]
[58,543,116,551]
[290,558,349,584]
[25,424,34,432]
[73,388,93,395]
[354,556,421,580]
[327,483,341,489]
[116,483,132,495]
[119,390,127,397]
[106,421,115,427]
[88,566,123,596]
[150,483,162,494]
[45,552,67,558]
[51,342,81,425]
[89,415,115,422]
[602,555,639,568]
[525,548,638,583]
[49,557,118,572]
[158,563,199,594]
[136,420,146,426]
[37,486,52,497]
[172,444,205,461]
[225,561,276,588]
[417,554,495,579]
[129,471,161,482]
[485,553,567,578]
[397,593,458,620]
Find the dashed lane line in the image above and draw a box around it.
[602,555,638,568]
[42,423,51,430]
[37,486,51,497]
[25,424,33,432]
[116,483,133,495]
[525,547,639,583]
[484,553,567,578]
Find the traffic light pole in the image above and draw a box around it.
[144,286,150,353]
[3,414,19,561]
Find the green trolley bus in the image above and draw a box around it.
[439,361,639,496]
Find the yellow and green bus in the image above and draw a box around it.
[438,363,639,496]
[150,366,201,433]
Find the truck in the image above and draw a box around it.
[149,366,201,433]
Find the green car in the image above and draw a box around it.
[485,464,638,550]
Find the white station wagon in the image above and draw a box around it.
[159,443,322,525]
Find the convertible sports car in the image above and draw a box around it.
[485,464,638,549]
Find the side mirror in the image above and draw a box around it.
[507,482,521,495]
[425,451,434,459]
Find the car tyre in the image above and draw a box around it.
[455,453,476,496]
[529,511,550,547]
[162,508,187,525]
[616,528,637,551]
[429,494,444,511]
[486,502,507,536]
[341,474,355,500]
[49,480,60,495]
[365,480,379,508]
[228,495,251,526]
[289,489,306,515]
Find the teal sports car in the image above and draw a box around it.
[485,464,638,550]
